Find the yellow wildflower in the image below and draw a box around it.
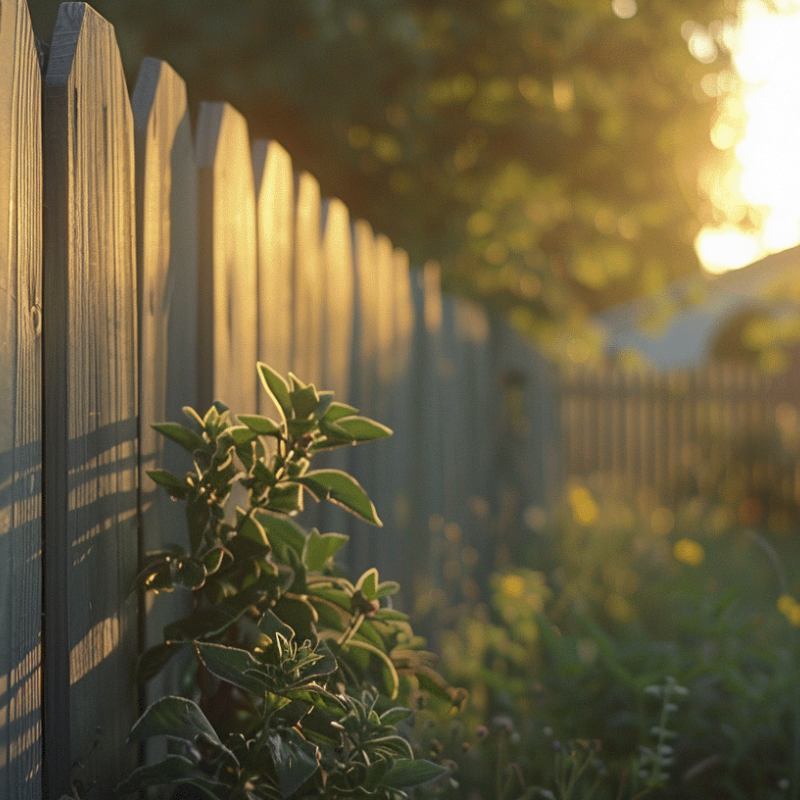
[499,574,526,600]
[673,538,705,566]
[569,486,599,526]
[778,594,800,627]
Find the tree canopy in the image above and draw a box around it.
[31,0,748,358]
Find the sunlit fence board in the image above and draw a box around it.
[197,102,258,414]
[0,0,42,794]
[131,56,197,732]
[293,171,324,388]
[321,197,354,401]
[253,139,294,384]
[42,5,139,795]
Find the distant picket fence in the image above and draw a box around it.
[559,357,800,507]
[0,0,558,795]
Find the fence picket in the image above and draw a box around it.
[321,198,354,401]
[0,0,42,794]
[42,5,139,794]
[293,171,324,388]
[131,55,198,746]
[197,102,258,414]
[253,139,294,383]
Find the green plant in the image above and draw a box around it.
[116,363,457,799]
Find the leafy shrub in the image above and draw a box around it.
[116,363,459,799]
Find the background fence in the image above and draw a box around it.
[559,355,800,516]
[0,1,557,796]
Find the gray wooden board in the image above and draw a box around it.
[131,55,197,740]
[253,139,294,385]
[314,198,355,537]
[197,102,258,415]
[43,4,139,794]
[405,262,445,604]
[0,0,42,795]
[293,171,324,388]
[321,197,354,402]
[344,219,381,577]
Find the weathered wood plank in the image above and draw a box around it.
[293,171,324,388]
[253,139,294,384]
[351,219,378,415]
[42,4,138,795]
[321,197,354,401]
[0,0,42,795]
[131,56,197,743]
[197,102,258,415]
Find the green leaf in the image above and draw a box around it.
[376,580,401,598]
[380,707,414,726]
[303,529,349,571]
[344,639,399,699]
[308,585,353,611]
[114,754,221,795]
[239,514,269,548]
[228,425,259,445]
[330,416,393,442]
[297,470,382,525]
[266,482,304,515]
[356,568,379,599]
[127,696,223,749]
[266,729,320,797]
[202,545,228,576]
[238,414,282,436]
[258,362,292,424]
[174,557,206,590]
[374,608,409,622]
[256,511,307,558]
[146,469,188,500]
[259,609,296,643]
[194,642,269,694]
[152,422,207,453]
[322,401,358,422]
[382,759,448,789]
[290,384,319,419]
[136,642,185,684]
[182,405,206,430]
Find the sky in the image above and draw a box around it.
[696,0,800,274]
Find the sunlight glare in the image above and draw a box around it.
[696,0,800,273]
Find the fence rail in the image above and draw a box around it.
[0,1,555,795]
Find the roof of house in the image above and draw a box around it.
[596,244,800,368]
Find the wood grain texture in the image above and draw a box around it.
[321,197,354,401]
[293,171,324,388]
[42,4,139,795]
[131,55,197,730]
[0,0,42,795]
[197,102,258,414]
[253,139,294,385]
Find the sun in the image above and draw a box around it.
[696,0,800,274]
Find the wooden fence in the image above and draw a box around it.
[0,1,557,795]
[559,356,800,510]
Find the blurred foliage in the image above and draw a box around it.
[30,0,756,354]
[410,474,800,799]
